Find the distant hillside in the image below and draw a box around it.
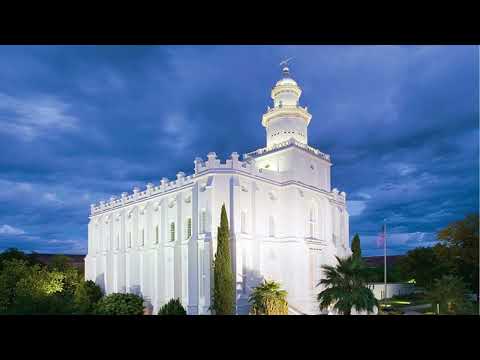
[32,253,85,272]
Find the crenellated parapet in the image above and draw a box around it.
[331,188,347,204]
[90,173,196,216]
[91,147,342,216]
[193,150,283,180]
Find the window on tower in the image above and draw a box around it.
[269,216,275,237]
[307,206,316,238]
[186,218,192,239]
[170,222,175,242]
[241,211,247,233]
[200,210,207,234]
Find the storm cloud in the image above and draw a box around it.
[0,45,478,255]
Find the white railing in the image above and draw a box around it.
[264,104,308,114]
[244,138,330,162]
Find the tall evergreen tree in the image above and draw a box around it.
[351,233,362,260]
[212,204,235,315]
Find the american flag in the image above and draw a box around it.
[377,224,386,247]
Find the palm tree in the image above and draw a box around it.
[317,256,378,315]
[249,280,288,315]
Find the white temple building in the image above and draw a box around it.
[85,64,351,315]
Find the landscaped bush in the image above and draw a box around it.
[95,293,144,315]
[74,280,103,314]
[158,298,187,315]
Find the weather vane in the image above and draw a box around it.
[279,57,294,77]
[279,57,294,68]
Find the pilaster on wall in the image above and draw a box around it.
[188,182,199,315]
[174,192,183,301]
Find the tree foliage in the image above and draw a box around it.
[0,248,39,271]
[364,263,406,283]
[0,250,86,314]
[351,233,362,260]
[212,204,235,315]
[74,280,103,314]
[249,280,288,315]
[317,256,378,315]
[13,266,70,314]
[95,293,144,315]
[427,275,472,314]
[158,298,187,315]
[0,259,32,313]
[435,213,479,295]
[396,247,447,289]
[48,254,72,272]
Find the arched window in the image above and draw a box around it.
[170,222,175,242]
[186,218,192,239]
[269,216,275,237]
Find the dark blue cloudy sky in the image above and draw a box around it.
[0,45,478,256]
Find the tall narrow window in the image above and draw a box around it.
[128,231,132,248]
[241,211,247,233]
[186,218,192,239]
[170,222,175,242]
[116,234,120,250]
[155,225,159,244]
[141,229,145,247]
[308,207,316,238]
[200,210,207,234]
[269,216,275,237]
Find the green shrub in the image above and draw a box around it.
[158,298,187,315]
[74,280,103,314]
[95,293,144,315]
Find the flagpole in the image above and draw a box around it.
[384,221,387,301]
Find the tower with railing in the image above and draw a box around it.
[262,64,312,148]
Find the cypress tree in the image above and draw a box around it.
[212,204,235,315]
[351,233,362,260]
